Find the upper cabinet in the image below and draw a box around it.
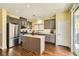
[7,15,19,24]
[20,17,27,29]
[19,17,32,29]
[27,21,32,29]
[44,19,55,29]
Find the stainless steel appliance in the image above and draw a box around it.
[7,23,19,48]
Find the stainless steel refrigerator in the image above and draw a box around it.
[7,23,19,48]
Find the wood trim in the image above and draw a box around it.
[71,4,79,53]
[45,42,56,45]
[57,45,71,51]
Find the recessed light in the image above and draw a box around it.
[27,4,30,8]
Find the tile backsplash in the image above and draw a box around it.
[21,28,56,34]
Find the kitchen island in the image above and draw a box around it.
[21,34,45,54]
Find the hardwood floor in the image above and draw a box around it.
[0,43,73,56]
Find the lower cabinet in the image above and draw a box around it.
[45,34,56,43]
[45,35,50,42]
[50,34,56,43]
[29,37,40,53]
[21,36,45,54]
[22,36,29,49]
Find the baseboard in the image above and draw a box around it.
[73,52,77,56]
[45,42,56,45]
[56,45,71,51]
[1,46,7,50]
[0,46,2,49]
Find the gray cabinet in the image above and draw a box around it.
[7,16,19,24]
[50,34,56,43]
[50,20,55,29]
[44,20,50,29]
[19,17,32,29]
[45,34,56,43]
[45,34,50,42]
[22,36,29,49]
[20,17,27,29]
[44,19,55,29]
[27,21,32,29]
[22,36,45,54]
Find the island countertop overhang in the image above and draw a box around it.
[22,34,45,39]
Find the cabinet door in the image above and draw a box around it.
[50,19,55,29]
[7,16,19,24]
[44,19,55,29]
[29,37,40,53]
[20,17,27,28]
[45,35,50,42]
[44,20,50,29]
[22,36,29,49]
[50,20,54,29]
[28,22,32,29]
[50,34,56,43]
[27,21,32,29]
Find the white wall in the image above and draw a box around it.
[0,9,7,49]
[0,9,2,48]
[56,11,71,48]
[32,17,56,34]
[0,9,19,49]
[2,9,7,49]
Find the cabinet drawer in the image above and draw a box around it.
[45,35,50,42]
[50,34,56,43]
[45,34,56,43]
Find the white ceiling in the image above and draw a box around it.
[0,3,72,19]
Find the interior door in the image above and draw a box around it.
[73,7,79,55]
[56,20,67,46]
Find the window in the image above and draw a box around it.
[34,24,44,31]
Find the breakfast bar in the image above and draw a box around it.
[21,34,45,54]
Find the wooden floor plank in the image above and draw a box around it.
[0,43,73,56]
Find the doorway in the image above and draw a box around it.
[73,6,79,55]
